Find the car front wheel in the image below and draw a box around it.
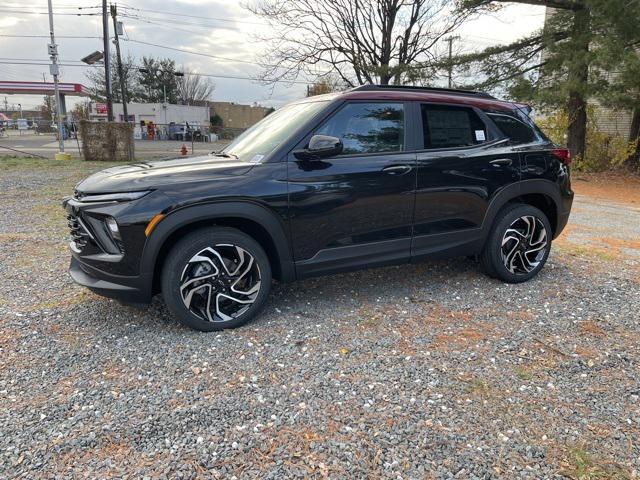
[480,204,552,283]
[161,227,272,331]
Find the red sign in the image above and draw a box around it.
[95,103,108,115]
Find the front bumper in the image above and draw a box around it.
[69,255,153,305]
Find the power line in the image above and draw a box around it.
[122,38,333,76]
[123,39,270,67]
[0,34,101,39]
[117,14,232,35]
[0,60,316,85]
[118,13,242,31]
[0,8,99,16]
[3,3,101,8]
[116,5,266,25]
[0,57,86,63]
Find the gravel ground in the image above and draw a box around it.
[1,158,639,479]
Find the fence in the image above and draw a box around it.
[130,123,249,142]
[79,121,134,162]
[132,123,213,142]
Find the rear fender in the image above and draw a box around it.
[481,179,564,239]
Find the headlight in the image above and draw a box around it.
[76,191,151,203]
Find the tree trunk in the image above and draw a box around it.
[567,91,587,159]
[566,7,590,160]
[627,108,640,169]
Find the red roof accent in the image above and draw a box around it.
[340,90,515,111]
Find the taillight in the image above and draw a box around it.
[552,148,571,166]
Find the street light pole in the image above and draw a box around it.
[47,0,68,159]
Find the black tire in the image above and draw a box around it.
[480,203,552,283]
[161,227,272,331]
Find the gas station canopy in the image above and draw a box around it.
[0,81,92,96]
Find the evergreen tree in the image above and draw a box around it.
[453,0,640,163]
[85,53,143,103]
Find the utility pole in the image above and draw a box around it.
[47,0,68,159]
[102,0,113,121]
[110,4,128,122]
[445,35,460,89]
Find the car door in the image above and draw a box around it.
[288,101,417,278]
[412,102,521,259]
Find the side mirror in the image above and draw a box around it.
[293,135,343,160]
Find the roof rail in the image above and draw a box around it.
[351,84,496,99]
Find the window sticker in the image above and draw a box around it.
[249,154,265,164]
[475,130,486,142]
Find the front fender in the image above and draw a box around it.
[140,201,295,282]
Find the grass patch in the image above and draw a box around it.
[560,446,632,480]
[30,203,67,229]
[0,155,127,171]
[514,366,534,381]
[459,375,492,395]
[556,242,617,262]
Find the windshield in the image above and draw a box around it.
[221,101,329,163]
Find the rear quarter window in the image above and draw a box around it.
[487,113,537,144]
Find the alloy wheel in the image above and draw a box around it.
[179,244,261,322]
[500,215,548,275]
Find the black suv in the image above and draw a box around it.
[63,85,573,331]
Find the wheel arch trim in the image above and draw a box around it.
[140,201,295,282]
[481,179,562,235]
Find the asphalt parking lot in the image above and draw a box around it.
[0,131,220,160]
[1,158,638,479]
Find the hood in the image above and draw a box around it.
[76,155,254,194]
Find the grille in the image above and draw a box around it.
[67,213,91,250]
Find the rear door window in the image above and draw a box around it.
[420,104,488,149]
[487,113,536,144]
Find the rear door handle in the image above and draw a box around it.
[490,158,513,167]
[382,164,412,175]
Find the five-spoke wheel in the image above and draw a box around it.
[162,227,271,331]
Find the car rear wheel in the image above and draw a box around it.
[161,227,271,331]
[480,204,552,283]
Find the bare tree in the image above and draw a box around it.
[177,74,216,105]
[247,0,470,86]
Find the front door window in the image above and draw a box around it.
[316,103,405,155]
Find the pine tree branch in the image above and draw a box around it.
[461,0,583,11]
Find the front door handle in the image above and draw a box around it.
[382,164,413,175]
[490,158,513,167]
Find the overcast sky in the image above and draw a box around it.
[0,0,546,112]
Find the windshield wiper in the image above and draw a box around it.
[214,151,238,159]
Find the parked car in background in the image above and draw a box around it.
[63,85,573,331]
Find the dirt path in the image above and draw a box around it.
[558,171,640,264]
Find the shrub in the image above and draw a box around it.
[536,107,636,172]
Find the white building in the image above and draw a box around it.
[89,102,210,126]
